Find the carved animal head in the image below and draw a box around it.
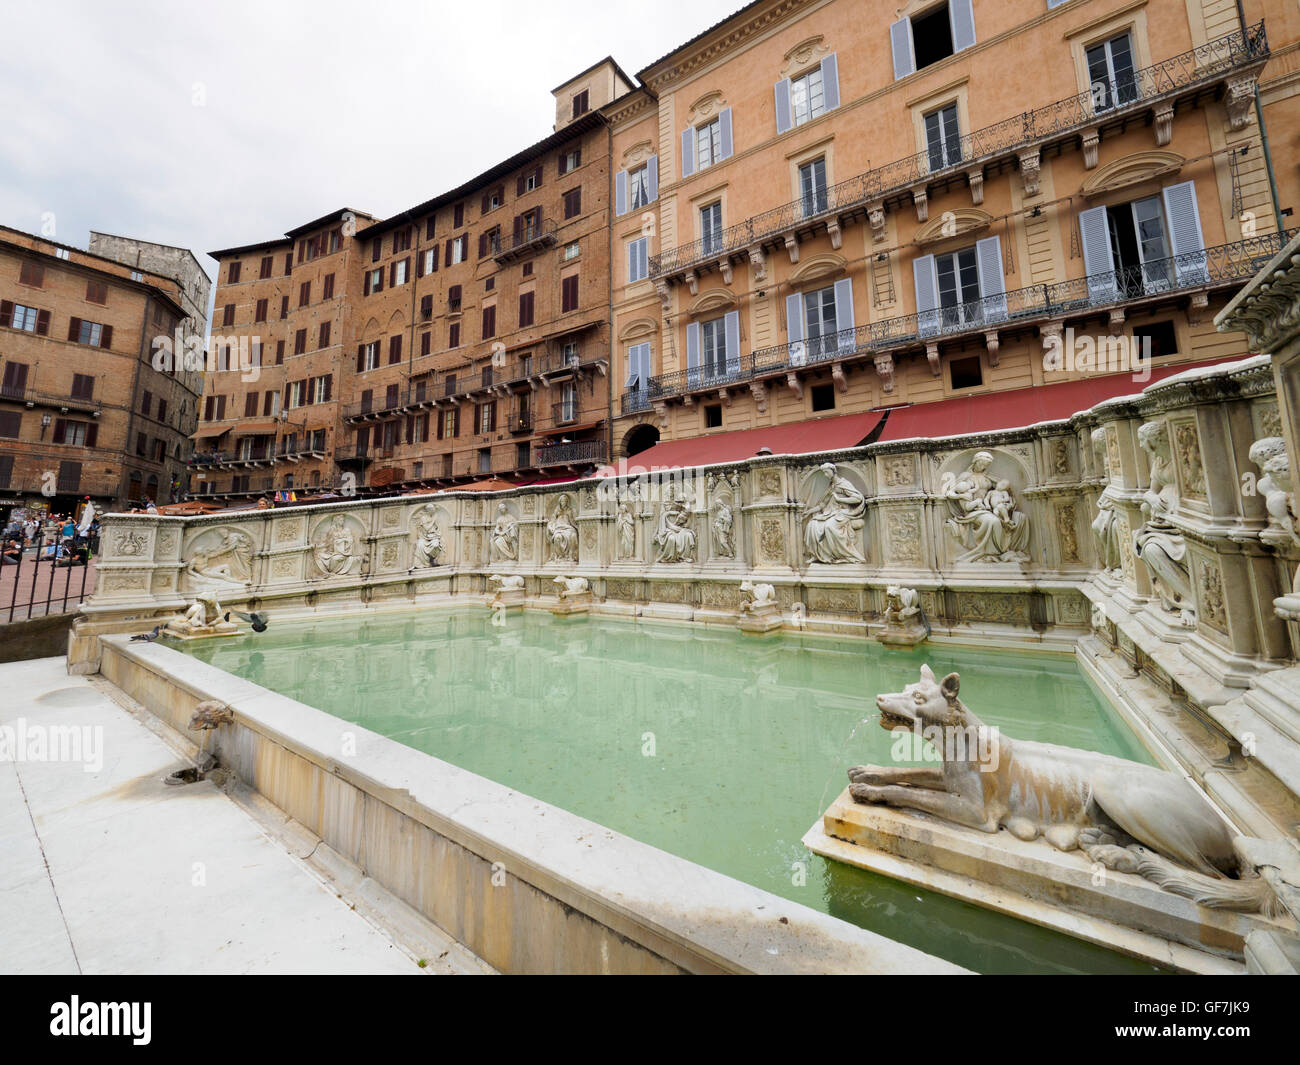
[188,700,234,731]
[875,664,965,733]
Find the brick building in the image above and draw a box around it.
[607,0,1293,461]
[195,65,620,501]
[0,225,207,517]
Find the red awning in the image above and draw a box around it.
[872,358,1244,443]
[600,411,883,475]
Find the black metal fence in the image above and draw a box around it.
[1,528,95,623]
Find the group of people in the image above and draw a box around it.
[1,508,99,566]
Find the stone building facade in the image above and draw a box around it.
[0,225,206,514]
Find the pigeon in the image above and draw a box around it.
[129,626,162,642]
[225,609,268,632]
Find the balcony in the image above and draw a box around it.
[508,410,533,433]
[0,384,102,416]
[649,22,1269,285]
[277,440,327,462]
[629,231,1289,407]
[336,444,373,469]
[492,218,558,264]
[535,440,605,467]
[343,394,407,423]
[551,401,580,425]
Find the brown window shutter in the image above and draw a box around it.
[534,165,543,187]
[421,294,433,317]
[513,215,523,244]
[481,191,490,214]
[35,309,49,336]
[68,317,81,341]
[430,248,438,272]
[372,239,381,262]
[444,239,453,267]
[516,175,526,197]
[356,344,365,373]
[478,233,487,259]
[324,374,333,402]
[363,271,371,296]
[425,217,435,240]
[558,153,567,177]
[52,419,66,443]
[100,325,112,349]
[389,262,396,287]
[416,254,424,279]
[85,423,97,448]
[0,300,11,326]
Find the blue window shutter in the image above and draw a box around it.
[681,130,695,178]
[821,53,840,111]
[724,310,741,375]
[627,239,637,281]
[686,322,701,387]
[647,155,658,202]
[615,170,628,216]
[890,18,915,80]
[1078,205,1118,303]
[949,0,976,52]
[786,292,806,364]
[975,236,1007,322]
[833,278,856,353]
[718,107,733,160]
[774,79,792,134]
[914,254,940,337]
[639,239,649,280]
[1162,181,1208,283]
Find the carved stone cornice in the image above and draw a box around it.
[1216,232,1300,353]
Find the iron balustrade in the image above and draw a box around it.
[1,527,95,623]
[0,384,102,413]
[648,22,1268,280]
[493,217,559,261]
[628,231,1290,406]
[535,440,605,466]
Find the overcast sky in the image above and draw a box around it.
[1,0,741,294]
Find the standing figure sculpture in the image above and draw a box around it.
[546,493,578,562]
[1133,421,1194,625]
[653,488,696,563]
[489,502,519,563]
[803,463,866,563]
[943,451,1030,563]
[615,502,636,559]
[1089,429,1122,572]
[712,497,735,559]
[409,504,444,568]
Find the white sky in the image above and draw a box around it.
[1,0,743,288]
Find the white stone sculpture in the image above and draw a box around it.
[803,463,866,564]
[615,502,636,560]
[409,504,444,568]
[553,575,590,599]
[166,592,238,638]
[1133,421,1194,626]
[545,494,578,562]
[489,502,519,563]
[738,579,777,613]
[1249,437,1299,546]
[488,572,525,611]
[848,665,1279,913]
[943,451,1030,563]
[489,573,525,592]
[310,514,364,577]
[653,487,696,563]
[711,497,736,559]
[181,528,253,590]
[878,585,929,647]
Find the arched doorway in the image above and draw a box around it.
[128,471,142,504]
[145,475,159,503]
[622,422,659,458]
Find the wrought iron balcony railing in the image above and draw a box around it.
[649,22,1268,280]
[627,231,1288,407]
[0,384,102,414]
[535,440,605,467]
[493,218,559,263]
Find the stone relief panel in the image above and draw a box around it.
[707,471,740,561]
[700,582,740,610]
[879,454,915,492]
[274,518,304,545]
[409,502,449,569]
[180,526,255,593]
[614,501,638,560]
[652,486,696,563]
[757,467,783,498]
[957,591,1031,625]
[1134,420,1194,624]
[808,587,861,615]
[940,449,1030,564]
[884,508,923,567]
[544,493,579,563]
[1196,556,1229,634]
[1170,419,1208,501]
[156,528,179,557]
[801,463,867,564]
[487,502,519,564]
[307,514,366,578]
[606,578,639,600]
[1049,438,1072,478]
[758,517,787,566]
[112,528,151,560]
[1056,503,1081,564]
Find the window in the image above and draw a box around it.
[559,382,578,421]
[276,340,285,364]
[482,228,502,258]
[280,295,289,319]
[323,273,335,299]
[479,402,496,434]
[259,256,273,279]
[450,236,466,265]
[309,375,331,404]
[71,319,110,348]
[448,322,461,348]
[704,403,722,428]
[516,442,530,467]
[560,149,581,174]
[523,171,539,193]
[389,335,403,364]
[299,281,310,307]
[1079,187,1205,304]
[625,342,651,395]
[1136,320,1178,359]
[799,158,828,218]
[701,317,727,377]
[18,262,43,287]
[628,237,649,283]
[924,103,961,171]
[367,267,383,294]
[136,431,148,456]
[949,355,983,389]
[4,303,47,334]
[2,361,29,400]
[561,274,579,313]
[1087,33,1138,113]
[790,65,826,127]
[392,227,412,254]
[811,383,836,411]
[244,392,258,417]
[222,303,234,326]
[294,328,307,355]
[319,321,331,349]
[423,249,438,275]
[284,253,293,275]
[630,165,650,209]
[157,398,167,422]
[287,380,305,408]
[563,188,582,219]
[255,298,268,322]
[57,461,81,493]
[228,262,242,283]
[891,0,976,79]
[572,90,589,118]
[485,277,495,292]
[696,118,723,170]
[85,280,107,304]
[55,248,70,261]
[71,373,94,400]
[482,305,496,339]
[0,411,19,438]
[453,203,464,228]
[936,246,982,326]
[523,262,533,277]
[563,242,580,261]
[54,419,96,447]
[519,291,535,328]
[803,285,840,358]
[700,203,723,255]
[392,259,408,285]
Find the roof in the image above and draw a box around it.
[435,478,521,493]
[355,111,608,240]
[637,0,766,81]
[551,55,637,94]
[872,359,1242,444]
[209,207,376,260]
[600,411,881,475]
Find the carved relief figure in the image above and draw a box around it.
[711,498,735,559]
[1090,430,1122,572]
[1249,437,1299,545]
[653,487,696,563]
[409,504,444,568]
[803,463,866,564]
[848,665,1277,914]
[615,502,636,559]
[489,502,518,562]
[1133,421,1194,625]
[182,528,254,589]
[943,451,1029,563]
[545,493,578,562]
[311,514,363,577]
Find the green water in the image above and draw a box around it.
[181,607,1163,974]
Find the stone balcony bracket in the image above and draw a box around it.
[912,186,929,223]
[785,371,804,400]
[827,218,844,250]
[984,331,1000,367]
[831,361,848,393]
[784,234,800,264]
[967,168,985,206]
[926,342,941,376]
